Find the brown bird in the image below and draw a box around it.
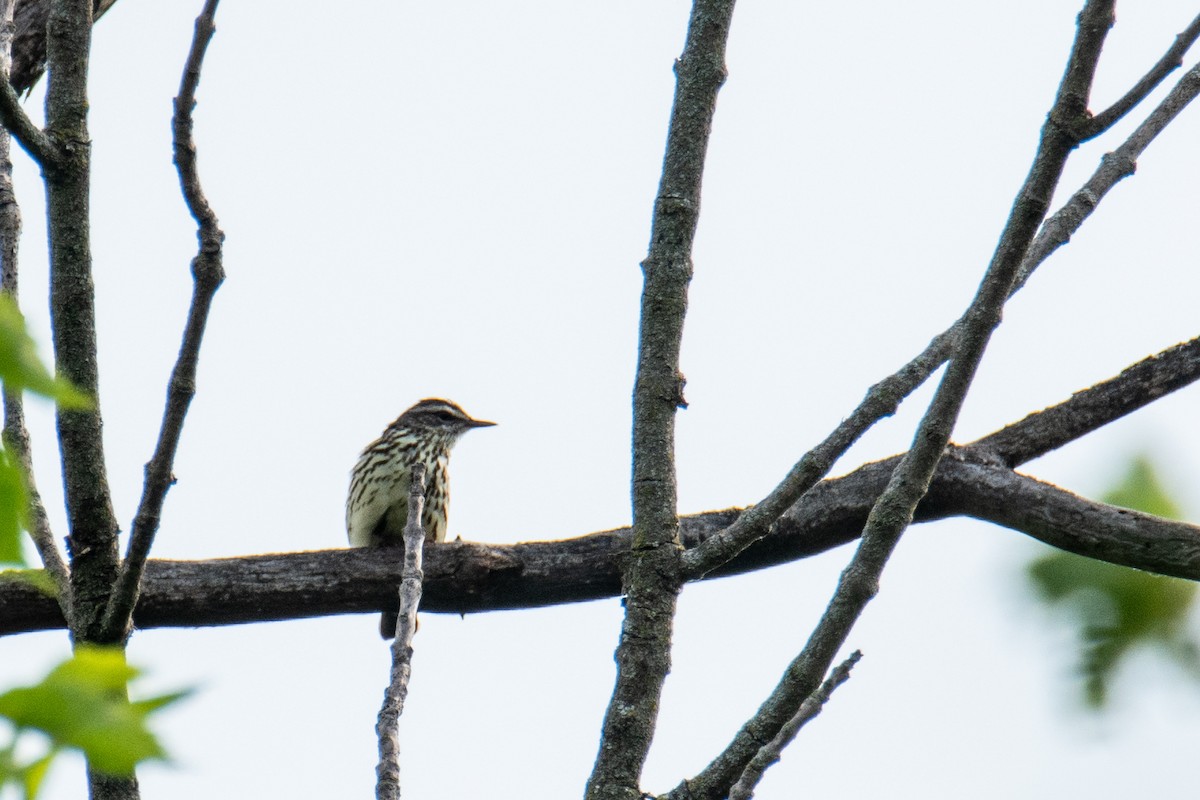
[346,398,494,637]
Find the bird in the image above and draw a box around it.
[346,398,495,637]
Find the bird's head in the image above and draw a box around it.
[394,398,496,437]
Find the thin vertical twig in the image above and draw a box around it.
[584,2,737,799]
[101,0,225,640]
[375,464,427,800]
[41,0,124,652]
[34,2,133,798]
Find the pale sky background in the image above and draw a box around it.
[3,1,1200,797]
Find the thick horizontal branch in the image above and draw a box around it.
[2,452,1197,636]
[976,336,1200,465]
[4,336,1198,636]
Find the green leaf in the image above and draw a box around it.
[0,446,30,567]
[1026,455,1197,708]
[0,293,90,408]
[0,647,190,777]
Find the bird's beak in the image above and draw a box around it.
[469,418,497,428]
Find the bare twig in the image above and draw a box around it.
[663,4,1116,797]
[728,651,862,800]
[1015,57,1200,291]
[375,464,427,800]
[0,0,56,167]
[680,327,954,582]
[585,2,736,798]
[170,0,224,237]
[100,0,225,641]
[1082,11,1200,138]
[0,73,54,165]
[0,0,68,605]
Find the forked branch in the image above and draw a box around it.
[1083,11,1200,138]
[685,6,1200,584]
[728,651,862,800]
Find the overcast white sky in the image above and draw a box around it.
[3,1,1200,797]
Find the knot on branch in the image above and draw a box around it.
[655,192,694,216]
[190,251,225,287]
[442,541,523,585]
[673,52,729,88]
[672,372,688,409]
[1045,104,1091,147]
[1099,150,1136,180]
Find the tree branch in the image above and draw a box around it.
[2,328,1197,637]
[1082,11,1200,139]
[728,651,861,800]
[682,18,1200,584]
[586,2,735,798]
[0,2,62,170]
[42,0,123,648]
[1016,58,1200,292]
[665,4,1115,796]
[100,0,224,642]
[38,1,138,797]
[973,337,1200,466]
[5,454,1199,636]
[0,0,56,165]
[0,0,68,604]
[0,73,54,166]
[680,325,955,581]
[684,9,1124,584]
[376,464,426,800]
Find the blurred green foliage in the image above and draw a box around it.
[0,292,91,568]
[0,448,28,567]
[1027,455,1198,707]
[0,297,182,796]
[0,295,90,410]
[0,569,57,597]
[0,647,189,797]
